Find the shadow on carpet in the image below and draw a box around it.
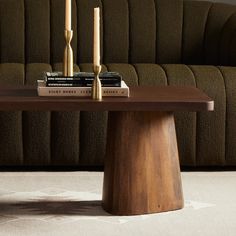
[0,200,111,216]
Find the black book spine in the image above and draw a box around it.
[46,78,121,87]
[45,72,122,87]
[46,82,121,87]
[46,77,121,82]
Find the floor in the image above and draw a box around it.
[0,172,235,236]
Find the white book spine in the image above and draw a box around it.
[37,81,129,97]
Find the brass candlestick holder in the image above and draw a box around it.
[92,65,102,101]
[63,30,73,76]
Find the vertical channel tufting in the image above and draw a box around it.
[73,0,78,64]
[0,0,24,63]
[158,65,168,85]
[163,65,197,166]
[204,3,236,65]
[51,0,77,64]
[79,63,108,166]
[23,64,52,165]
[106,64,138,86]
[51,110,80,165]
[218,67,236,166]
[103,0,129,63]
[229,30,236,66]
[0,0,24,165]
[220,12,236,66]
[154,0,183,64]
[51,0,65,63]
[190,66,226,166]
[25,0,50,63]
[50,63,80,165]
[182,1,212,65]
[23,0,52,165]
[134,64,167,86]
[0,0,236,167]
[50,1,80,165]
[128,0,156,63]
[0,64,24,165]
[77,0,103,64]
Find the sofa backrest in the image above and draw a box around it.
[0,0,183,64]
[0,0,236,65]
[183,1,236,66]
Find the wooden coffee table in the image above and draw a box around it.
[0,86,214,215]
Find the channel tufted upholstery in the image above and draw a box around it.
[0,0,236,167]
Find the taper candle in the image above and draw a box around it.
[94,7,100,67]
[65,0,71,30]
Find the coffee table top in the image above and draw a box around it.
[0,86,214,111]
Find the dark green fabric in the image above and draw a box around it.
[0,0,24,63]
[204,3,236,65]
[50,0,65,64]
[183,1,212,65]
[0,64,24,165]
[0,0,236,167]
[51,111,80,165]
[25,63,51,85]
[106,64,139,86]
[229,31,236,66]
[190,66,226,166]
[128,0,156,63]
[0,63,235,167]
[220,12,236,66]
[0,63,24,85]
[78,63,108,166]
[23,64,52,165]
[50,63,80,165]
[77,0,103,63]
[103,0,129,63]
[134,64,167,86]
[162,64,197,166]
[23,111,51,165]
[25,0,50,63]
[184,1,236,66]
[79,111,108,166]
[155,0,183,63]
[218,67,236,166]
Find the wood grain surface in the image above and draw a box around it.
[102,111,184,215]
[0,85,211,215]
[0,86,213,111]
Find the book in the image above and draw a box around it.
[46,81,121,87]
[46,71,122,79]
[45,71,122,87]
[37,80,129,97]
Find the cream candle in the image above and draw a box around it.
[94,7,100,67]
[65,0,71,30]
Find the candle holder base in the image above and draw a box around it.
[64,30,73,77]
[92,65,102,101]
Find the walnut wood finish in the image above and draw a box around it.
[102,111,184,215]
[0,86,213,111]
[0,86,213,215]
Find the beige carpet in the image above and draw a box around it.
[0,172,235,236]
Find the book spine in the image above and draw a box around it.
[37,86,129,97]
[46,82,121,87]
[46,72,122,78]
[46,77,121,83]
[46,76,121,80]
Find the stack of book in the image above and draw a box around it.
[37,72,129,97]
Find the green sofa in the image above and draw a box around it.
[0,0,235,167]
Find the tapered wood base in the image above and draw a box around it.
[102,111,184,215]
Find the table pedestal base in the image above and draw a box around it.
[102,111,184,215]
